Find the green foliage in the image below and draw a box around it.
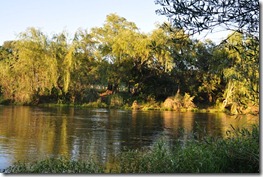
[118,125,259,173]
[222,125,259,172]
[0,14,259,114]
[4,156,103,173]
[139,96,161,110]
[155,0,259,40]
[222,32,259,114]
[82,99,108,108]
[118,138,173,173]
[0,28,58,104]
[154,0,259,113]
[109,94,124,108]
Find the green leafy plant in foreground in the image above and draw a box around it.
[4,157,103,173]
[118,124,259,173]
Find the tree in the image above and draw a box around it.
[50,32,75,102]
[155,0,259,41]
[91,13,145,93]
[193,40,227,104]
[70,29,102,103]
[145,23,191,99]
[0,28,58,103]
[155,0,259,113]
[0,41,17,102]
[149,24,174,73]
[222,32,259,113]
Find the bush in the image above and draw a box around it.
[82,98,108,108]
[140,96,161,110]
[109,94,124,108]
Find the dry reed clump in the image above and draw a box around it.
[162,92,195,111]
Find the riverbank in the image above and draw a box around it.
[37,101,259,116]
[3,125,259,173]
[1,91,259,115]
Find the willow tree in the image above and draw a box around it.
[155,0,259,41]
[149,24,174,73]
[195,40,230,104]
[50,32,74,97]
[153,24,196,96]
[91,13,145,92]
[0,41,17,102]
[0,28,58,103]
[222,32,259,114]
[69,29,103,103]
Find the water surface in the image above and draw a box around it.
[0,106,259,170]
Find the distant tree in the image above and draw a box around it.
[155,0,259,41]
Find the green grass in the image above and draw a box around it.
[4,157,103,173]
[4,125,259,173]
[117,124,259,173]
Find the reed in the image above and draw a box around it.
[117,124,259,173]
[4,157,103,173]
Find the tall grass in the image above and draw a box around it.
[4,125,259,173]
[4,157,103,173]
[118,124,259,173]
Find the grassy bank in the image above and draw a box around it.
[4,125,259,173]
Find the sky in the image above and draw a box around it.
[0,0,167,45]
[0,0,229,45]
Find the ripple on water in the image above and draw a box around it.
[92,108,109,113]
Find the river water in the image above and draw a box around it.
[0,106,259,170]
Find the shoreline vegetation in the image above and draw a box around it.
[0,14,259,117]
[1,91,259,115]
[3,124,259,173]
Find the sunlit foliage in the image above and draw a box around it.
[0,13,259,114]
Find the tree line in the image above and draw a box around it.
[0,13,259,114]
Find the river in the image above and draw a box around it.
[0,106,259,170]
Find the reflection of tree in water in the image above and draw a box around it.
[162,112,225,141]
[0,107,259,169]
[162,111,194,146]
[220,114,259,139]
[128,110,164,149]
[66,109,124,164]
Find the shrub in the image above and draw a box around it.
[141,96,161,110]
[82,98,108,108]
[109,94,124,108]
